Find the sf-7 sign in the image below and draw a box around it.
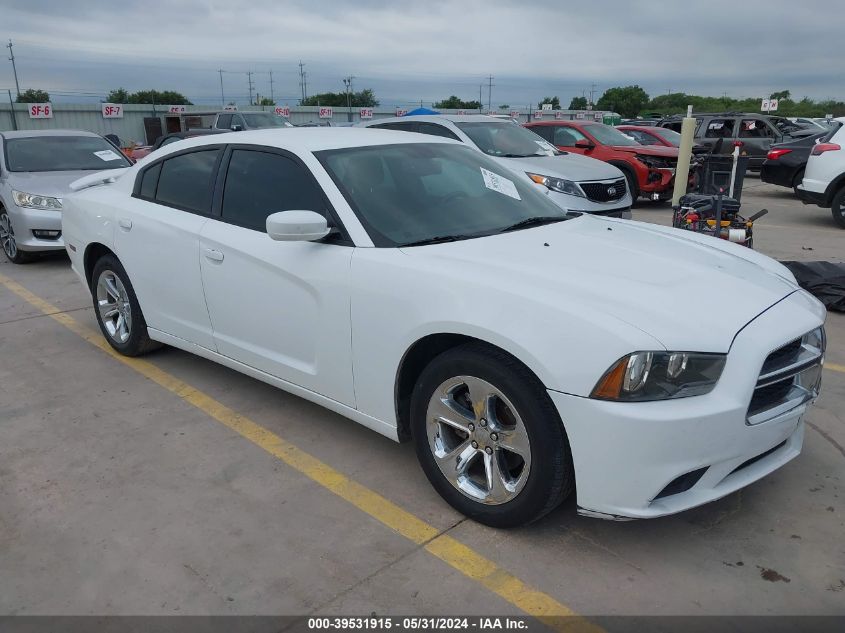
[101,103,123,118]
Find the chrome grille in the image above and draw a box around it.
[579,179,627,203]
[747,327,825,425]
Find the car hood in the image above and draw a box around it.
[496,153,624,182]
[608,145,679,158]
[400,216,798,352]
[6,169,123,198]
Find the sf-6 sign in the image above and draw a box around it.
[29,103,53,119]
[101,103,123,118]
[318,106,333,119]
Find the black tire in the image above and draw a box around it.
[0,208,34,264]
[90,254,161,356]
[792,169,805,198]
[832,187,845,229]
[410,343,574,528]
[620,167,640,207]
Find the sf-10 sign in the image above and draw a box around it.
[359,108,373,119]
[29,103,53,119]
[101,103,123,118]
[318,107,333,119]
[275,106,290,117]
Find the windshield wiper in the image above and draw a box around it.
[401,234,467,247]
[497,216,567,233]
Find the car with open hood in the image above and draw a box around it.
[62,128,826,527]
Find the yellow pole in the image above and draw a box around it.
[671,105,696,206]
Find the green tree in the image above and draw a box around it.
[106,88,129,103]
[16,88,50,103]
[124,90,192,105]
[302,89,379,108]
[538,96,561,110]
[257,97,275,106]
[568,96,588,110]
[770,90,791,101]
[499,104,510,110]
[595,85,649,118]
[433,95,481,109]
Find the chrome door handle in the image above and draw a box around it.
[118,218,132,231]
[203,248,224,262]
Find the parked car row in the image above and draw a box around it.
[796,117,845,228]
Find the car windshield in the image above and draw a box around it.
[5,135,133,172]
[242,113,290,128]
[317,143,572,247]
[653,128,682,146]
[583,124,639,146]
[455,121,559,158]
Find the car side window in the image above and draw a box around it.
[139,162,162,199]
[529,126,554,142]
[740,119,774,138]
[371,122,417,132]
[627,130,654,145]
[705,118,735,138]
[221,149,327,232]
[553,126,586,147]
[416,123,460,141]
[216,114,233,129]
[154,149,221,214]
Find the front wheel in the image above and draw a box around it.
[831,187,845,229]
[0,209,33,264]
[91,254,161,356]
[622,169,640,207]
[410,343,574,528]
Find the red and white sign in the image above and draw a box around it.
[274,106,290,117]
[359,108,373,119]
[318,106,333,119]
[395,108,408,117]
[28,103,52,119]
[168,105,187,114]
[594,113,603,121]
[575,112,585,119]
[457,109,466,116]
[533,110,544,119]
[761,98,778,112]
[101,103,123,118]
[554,111,563,120]
[509,111,520,119]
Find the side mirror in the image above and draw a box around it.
[266,210,331,242]
[231,125,243,132]
[574,139,594,149]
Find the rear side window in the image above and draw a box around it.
[705,118,735,138]
[222,149,326,232]
[416,123,460,141]
[155,149,220,213]
[553,126,586,147]
[739,119,774,138]
[139,162,161,199]
[216,114,232,129]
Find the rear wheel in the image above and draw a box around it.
[410,343,574,528]
[91,254,161,356]
[0,208,33,264]
[831,187,845,229]
[792,169,805,198]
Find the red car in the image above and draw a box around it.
[524,120,684,202]
[617,125,682,148]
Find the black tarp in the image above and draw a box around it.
[781,261,845,312]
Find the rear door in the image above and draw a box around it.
[198,146,355,405]
[700,117,736,155]
[738,118,778,168]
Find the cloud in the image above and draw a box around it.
[1,0,841,105]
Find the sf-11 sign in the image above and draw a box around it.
[318,107,333,119]
[29,103,53,119]
[101,103,123,118]
[359,108,373,119]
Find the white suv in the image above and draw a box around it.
[797,118,845,228]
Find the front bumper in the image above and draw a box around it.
[545,190,632,219]
[6,205,65,252]
[550,289,825,519]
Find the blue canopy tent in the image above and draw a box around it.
[402,107,440,116]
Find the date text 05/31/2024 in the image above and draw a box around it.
[307,617,530,630]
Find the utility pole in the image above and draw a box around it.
[487,75,494,113]
[479,84,483,109]
[589,83,597,109]
[246,71,255,105]
[218,69,225,108]
[7,89,17,130]
[6,40,21,98]
[269,71,275,103]
[298,60,307,103]
[343,76,354,122]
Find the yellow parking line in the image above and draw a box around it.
[0,273,599,632]
[828,362,845,374]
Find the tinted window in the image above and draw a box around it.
[216,114,233,129]
[624,130,656,145]
[371,122,416,132]
[160,136,180,147]
[553,126,587,146]
[155,149,220,213]
[705,118,735,138]
[416,123,460,141]
[241,113,289,128]
[222,150,326,232]
[529,126,555,142]
[5,135,132,172]
[139,162,161,199]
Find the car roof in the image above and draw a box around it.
[0,129,103,140]
[364,114,510,126]
[148,127,459,154]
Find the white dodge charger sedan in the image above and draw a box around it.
[62,129,826,527]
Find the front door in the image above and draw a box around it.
[199,147,355,405]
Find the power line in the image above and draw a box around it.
[218,69,224,107]
[6,40,21,97]
[246,71,254,105]
[299,60,307,103]
[487,74,494,112]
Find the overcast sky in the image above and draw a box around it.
[1,0,840,107]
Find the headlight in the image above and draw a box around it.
[12,190,63,210]
[526,173,584,197]
[591,351,726,401]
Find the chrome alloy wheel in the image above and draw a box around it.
[0,212,17,259]
[426,376,532,505]
[96,270,132,344]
